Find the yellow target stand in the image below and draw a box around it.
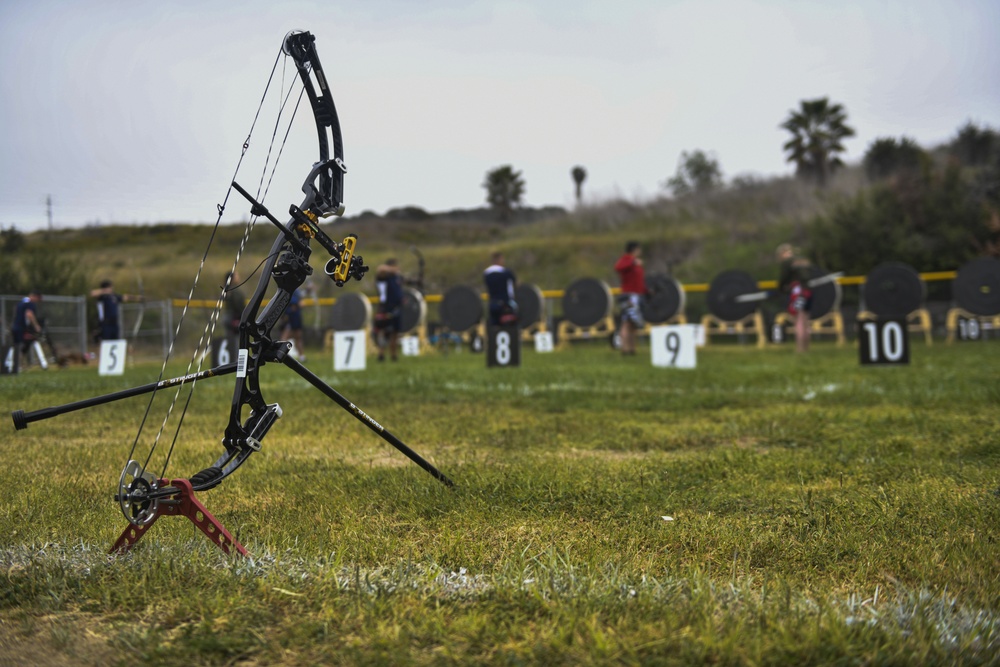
[637,314,688,339]
[520,319,548,343]
[556,316,616,349]
[699,312,768,348]
[856,309,933,345]
[945,308,1000,343]
[772,310,846,346]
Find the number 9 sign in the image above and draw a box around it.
[650,325,697,369]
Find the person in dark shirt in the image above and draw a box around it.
[776,243,813,353]
[483,251,518,326]
[11,290,47,369]
[90,280,142,342]
[373,258,404,361]
[614,241,647,356]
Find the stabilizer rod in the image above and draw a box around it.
[11,363,239,430]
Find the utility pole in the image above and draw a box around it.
[46,195,53,230]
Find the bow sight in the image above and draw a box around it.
[9,30,453,558]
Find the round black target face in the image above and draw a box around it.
[953,257,1000,316]
[399,287,426,333]
[707,270,758,321]
[641,273,685,323]
[863,262,925,318]
[515,284,544,327]
[562,278,612,327]
[806,265,841,318]
[330,292,371,330]
[440,285,483,331]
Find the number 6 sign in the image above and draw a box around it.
[650,325,697,369]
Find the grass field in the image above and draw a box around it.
[1,339,999,665]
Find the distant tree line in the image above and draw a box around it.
[0,227,89,295]
[810,122,1000,273]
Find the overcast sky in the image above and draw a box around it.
[1,0,997,231]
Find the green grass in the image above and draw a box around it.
[1,340,999,665]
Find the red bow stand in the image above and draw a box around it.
[110,478,248,557]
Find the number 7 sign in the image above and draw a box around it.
[650,325,697,369]
[333,330,367,371]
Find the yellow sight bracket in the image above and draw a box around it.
[331,235,358,284]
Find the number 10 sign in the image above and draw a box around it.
[650,325,697,369]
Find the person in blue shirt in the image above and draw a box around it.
[483,251,518,326]
[90,279,142,342]
[373,258,404,361]
[11,290,47,369]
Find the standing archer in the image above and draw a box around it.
[373,258,404,361]
[614,241,647,356]
[11,290,48,370]
[776,243,813,353]
[483,251,518,326]
[91,279,142,343]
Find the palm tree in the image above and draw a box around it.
[781,98,855,187]
[483,165,525,222]
[571,166,587,205]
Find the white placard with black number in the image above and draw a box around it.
[333,330,366,371]
[1,345,18,375]
[859,319,909,365]
[99,339,128,376]
[400,335,421,356]
[487,325,520,368]
[692,324,706,347]
[651,324,697,369]
[534,331,554,353]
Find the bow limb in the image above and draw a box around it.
[282,30,347,217]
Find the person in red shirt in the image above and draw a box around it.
[614,241,647,355]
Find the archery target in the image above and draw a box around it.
[440,285,483,331]
[805,265,841,318]
[953,257,1000,316]
[642,273,686,323]
[330,292,371,331]
[399,287,426,333]
[707,270,758,321]
[515,284,545,327]
[562,278,612,327]
[863,262,925,318]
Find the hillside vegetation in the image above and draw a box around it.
[2,136,997,308]
[0,169,868,301]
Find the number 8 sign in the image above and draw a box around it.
[487,325,520,368]
[650,325,697,369]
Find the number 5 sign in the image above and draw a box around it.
[99,339,128,376]
[650,325,697,369]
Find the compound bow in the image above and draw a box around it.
[11,31,453,552]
